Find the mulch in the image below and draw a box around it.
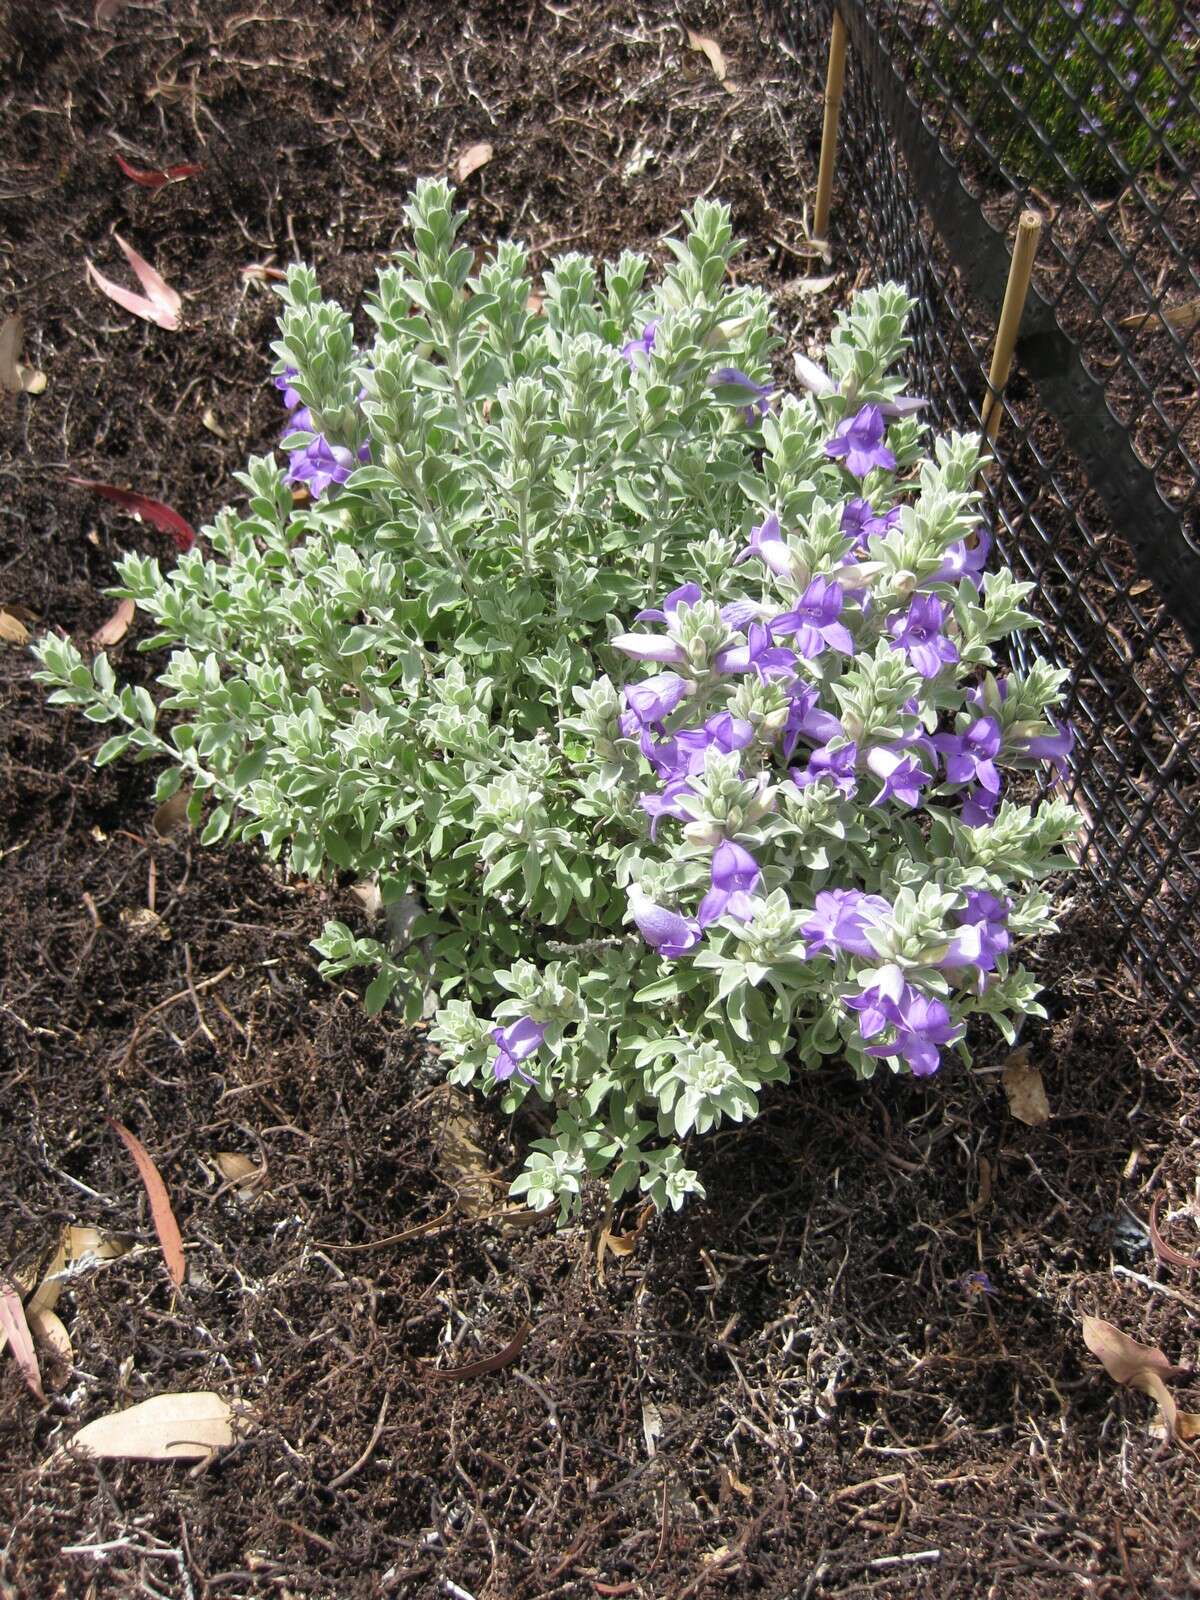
[2,3,1200,1596]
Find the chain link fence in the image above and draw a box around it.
[769,0,1200,1023]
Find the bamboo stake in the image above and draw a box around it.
[813,10,848,243]
[979,209,1044,448]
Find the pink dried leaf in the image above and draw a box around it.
[85,258,178,331]
[0,1282,45,1402]
[113,235,182,322]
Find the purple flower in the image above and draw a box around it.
[629,887,701,959]
[781,683,843,762]
[794,352,928,416]
[931,528,991,583]
[1013,716,1075,777]
[635,583,702,624]
[865,988,962,1077]
[275,366,303,411]
[490,1016,546,1083]
[697,839,761,928]
[714,621,798,683]
[840,497,901,551]
[889,594,959,679]
[614,585,708,668]
[771,576,855,658]
[960,785,1000,828]
[618,673,687,737]
[709,366,773,423]
[621,319,659,369]
[791,739,858,798]
[285,436,367,498]
[945,890,1010,972]
[644,711,755,784]
[825,404,897,478]
[639,777,696,840]
[734,512,794,578]
[866,744,931,808]
[959,1270,997,1297]
[933,716,1002,794]
[844,962,907,1036]
[802,889,891,958]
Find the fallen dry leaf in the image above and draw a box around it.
[454,141,494,183]
[213,1152,266,1198]
[789,273,837,297]
[113,153,203,189]
[1081,1314,1200,1442]
[241,263,288,284]
[0,607,31,646]
[431,1084,502,1218]
[642,1398,663,1458]
[91,597,136,648]
[108,1118,186,1288]
[29,1307,74,1366]
[201,407,229,440]
[1149,1194,1200,1272]
[153,788,192,837]
[1001,1046,1051,1126]
[1119,299,1200,336]
[94,0,132,21]
[65,477,195,553]
[685,28,737,93]
[119,905,170,940]
[85,236,181,331]
[0,314,47,395]
[67,1391,241,1462]
[422,1320,530,1382]
[350,879,384,920]
[0,1283,45,1401]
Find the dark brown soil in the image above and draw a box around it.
[3,4,1200,1598]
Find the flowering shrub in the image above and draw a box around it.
[35,181,1078,1219]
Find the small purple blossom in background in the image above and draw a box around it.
[960,784,1000,828]
[792,739,858,798]
[618,672,687,738]
[635,582,702,624]
[697,839,761,928]
[709,366,774,423]
[629,887,701,959]
[931,528,991,584]
[865,987,962,1077]
[841,497,901,552]
[772,576,855,658]
[640,776,696,840]
[825,404,896,478]
[614,584,706,668]
[867,744,931,809]
[844,963,907,1037]
[950,890,1010,972]
[933,716,1002,795]
[275,366,303,411]
[959,1270,997,1297]
[889,593,959,679]
[714,621,798,684]
[284,437,369,498]
[802,888,891,959]
[781,683,842,762]
[490,1016,546,1083]
[734,512,793,578]
[1015,716,1075,776]
[621,319,659,369]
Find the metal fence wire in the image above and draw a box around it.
[768,0,1200,1024]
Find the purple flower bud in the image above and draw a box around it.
[622,319,659,369]
[697,839,761,928]
[629,887,701,959]
[867,744,931,808]
[802,889,891,958]
[490,1016,546,1083]
[734,513,794,578]
[772,576,855,659]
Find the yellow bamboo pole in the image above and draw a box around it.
[813,10,849,243]
[979,209,1044,448]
